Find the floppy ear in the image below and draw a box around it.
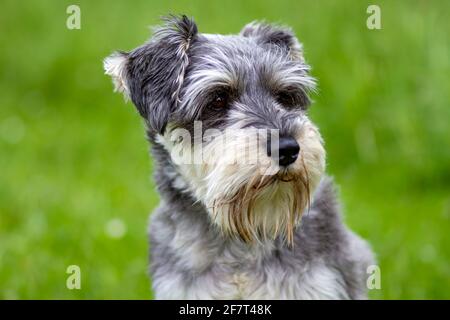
[240,22,304,61]
[122,15,197,134]
[104,51,130,99]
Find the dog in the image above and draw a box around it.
[104,15,375,299]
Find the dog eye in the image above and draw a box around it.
[210,90,229,110]
[276,90,310,110]
[277,92,296,107]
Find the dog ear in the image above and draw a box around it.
[124,15,198,134]
[240,22,304,61]
[104,51,130,99]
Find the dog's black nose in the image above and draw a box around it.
[267,135,300,167]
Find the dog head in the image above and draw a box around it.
[104,15,326,245]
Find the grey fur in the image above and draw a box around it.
[104,15,375,299]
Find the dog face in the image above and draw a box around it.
[104,16,326,245]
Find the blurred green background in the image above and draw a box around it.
[0,0,449,299]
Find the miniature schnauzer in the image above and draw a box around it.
[104,15,374,299]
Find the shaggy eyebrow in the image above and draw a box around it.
[182,51,243,104]
[175,67,236,121]
[183,69,234,102]
[262,61,316,93]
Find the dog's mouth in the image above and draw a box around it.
[276,171,299,183]
[276,155,310,181]
[211,160,312,246]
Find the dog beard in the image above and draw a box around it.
[159,120,325,246]
[211,168,311,246]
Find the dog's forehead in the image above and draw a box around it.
[184,32,312,94]
[194,33,285,65]
[201,33,258,49]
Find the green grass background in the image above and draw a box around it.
[0,0,449,299]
